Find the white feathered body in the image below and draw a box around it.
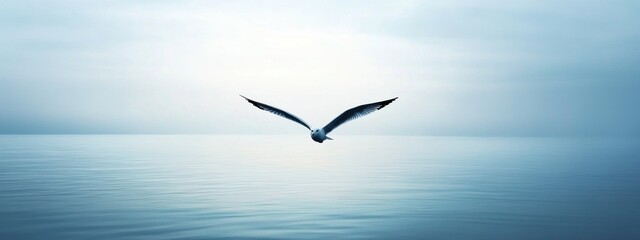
[310,128,327,143]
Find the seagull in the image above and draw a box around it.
[240,95,397,143]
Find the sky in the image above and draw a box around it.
[1,0,639,136]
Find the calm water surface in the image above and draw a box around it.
[1,135,639,239]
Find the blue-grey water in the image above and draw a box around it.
[1,135,639,239]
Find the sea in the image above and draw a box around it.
[1,135,639,239]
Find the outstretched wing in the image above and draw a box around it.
[322,97,397,134]
[240,95,311,130]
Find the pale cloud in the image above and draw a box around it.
[1,1,639,136]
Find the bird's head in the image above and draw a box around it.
[310,128,325,143]
[311,128,326,138]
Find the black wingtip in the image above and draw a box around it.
[240,94,251,103]
[377,97,398,110]
[240,95,266,110]
[240,94,253,103]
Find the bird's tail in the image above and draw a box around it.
[326,136,333,140]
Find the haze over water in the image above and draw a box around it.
[1,135,638,239]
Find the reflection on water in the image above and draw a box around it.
[1,135,639,239]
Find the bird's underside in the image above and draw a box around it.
[240,95,397,143]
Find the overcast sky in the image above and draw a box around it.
[1,0,639,136]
